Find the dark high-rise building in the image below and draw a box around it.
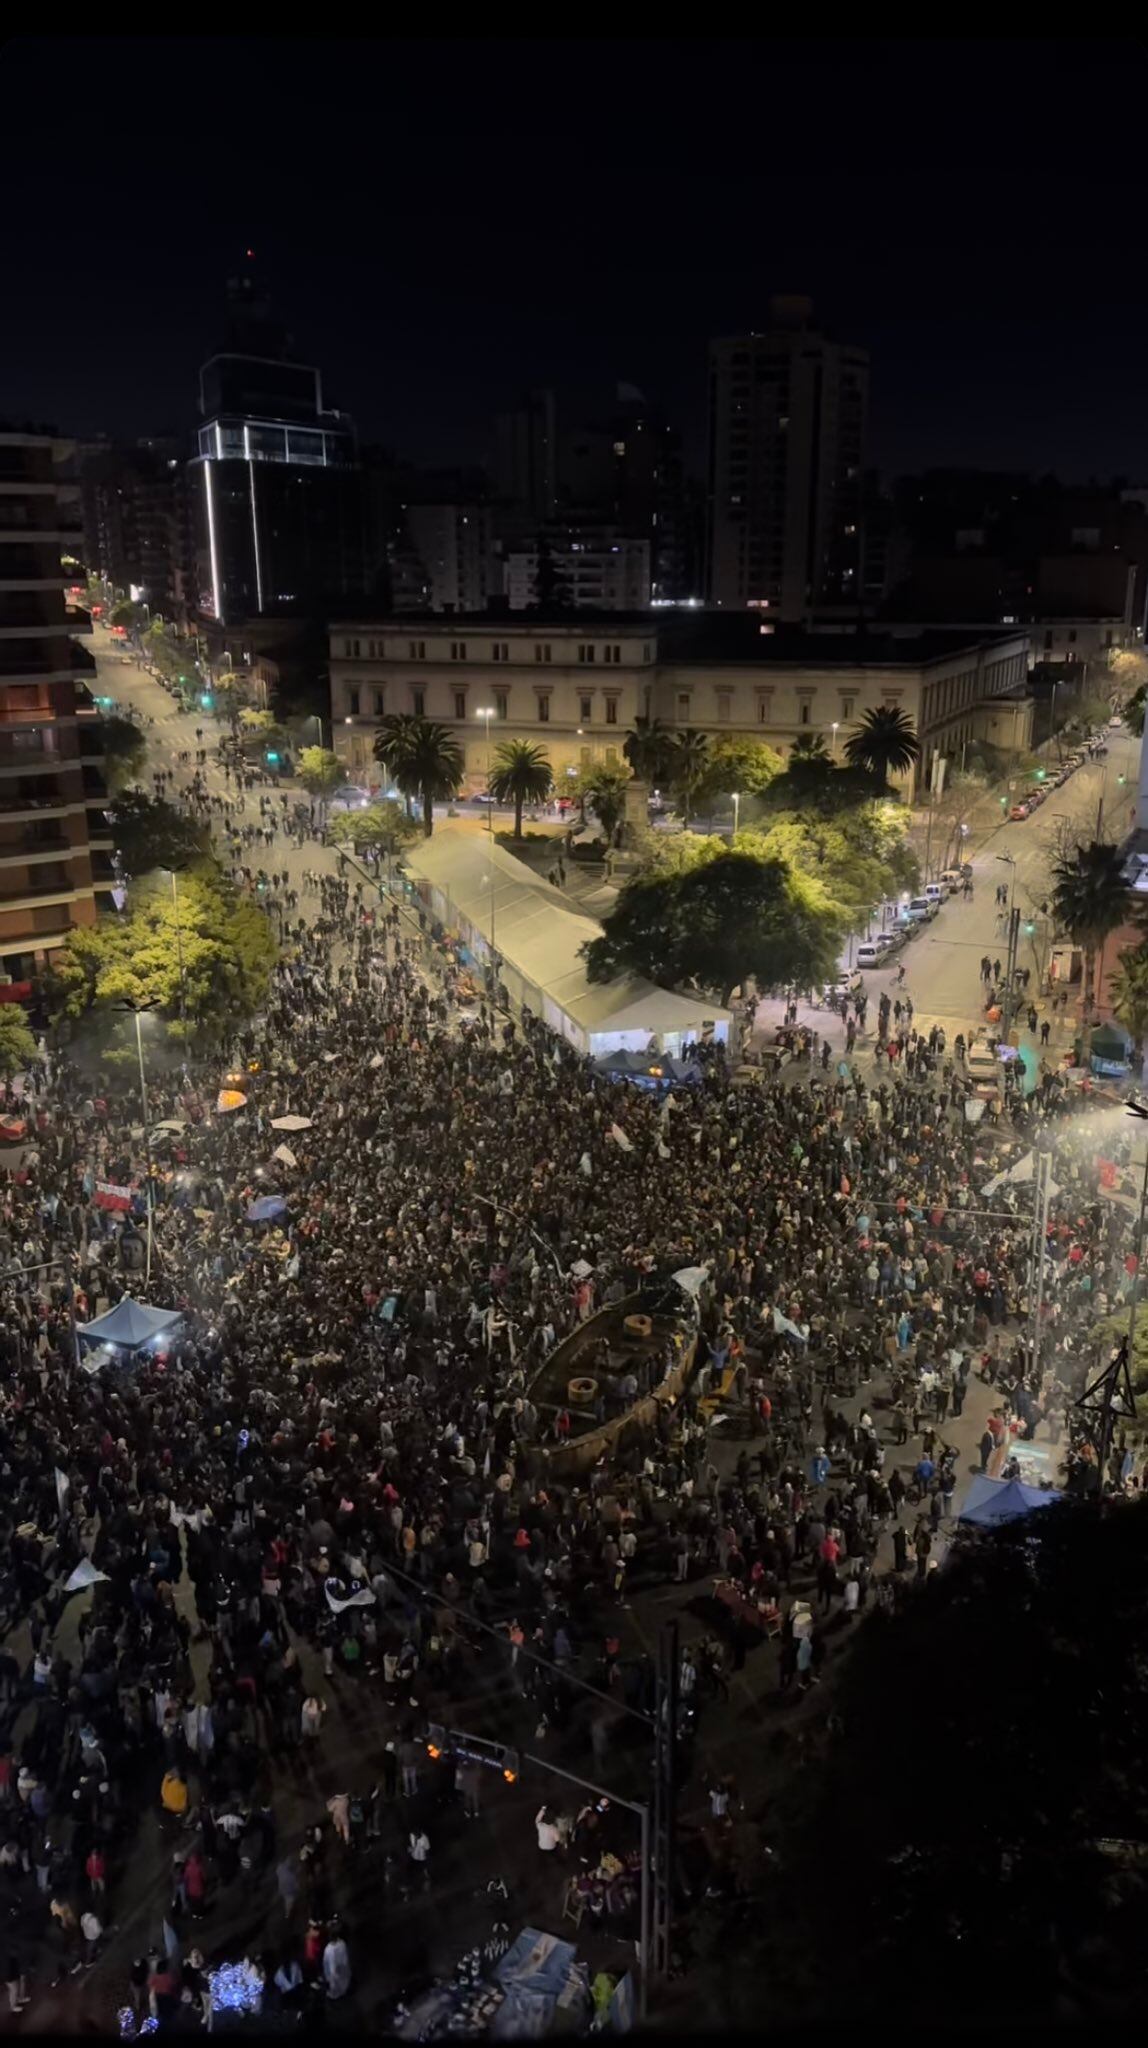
[189,271,363,626]
[707,296,868,620]
[80,438,190,621]
[560,387,697,602]
[493,389,557,525]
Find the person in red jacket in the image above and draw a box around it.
[84,1847,106,1899]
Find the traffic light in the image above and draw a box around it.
[1024,920,1036,936]
[1034,767,1046,780]
[266,750,280,764]
[501,1749,519,1784]
[200,693,213,711]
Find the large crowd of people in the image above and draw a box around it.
[0,725,1140,2028]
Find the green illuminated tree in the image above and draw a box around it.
[693,735,784,812]
[584,850,842,1001]
[48,867,276,1045]
[328,800,419,863]
[295,746,344,804]
[0,1008,38,1080]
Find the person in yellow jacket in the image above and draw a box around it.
[160,1766,189,1818]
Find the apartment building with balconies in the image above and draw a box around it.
[0,431,111,979]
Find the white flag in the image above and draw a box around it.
[608,1122,633,1153]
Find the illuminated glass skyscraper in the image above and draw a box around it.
[190,271,363,625]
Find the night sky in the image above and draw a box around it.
[6,36,1146,482]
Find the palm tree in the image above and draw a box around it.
[1109,943,1148,1077]
[382,720,464,837]
[788,732,831,767]
[489,739,553,839]
[576,761,632,847]
[624,717,677,788]
[1050,841,1130,1060]
[667,729,711,820]
[844,705,921,784]
[373,713,425,817]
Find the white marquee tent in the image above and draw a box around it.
[403,830,730,1057]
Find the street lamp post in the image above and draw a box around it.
[475,708,497,992]
[830,720,839,761]
[166,866,189,1052]
[730,789,740,839]
[310,713,328,752]
[117,999,159,1285]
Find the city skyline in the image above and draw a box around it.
[6,36,1148,482]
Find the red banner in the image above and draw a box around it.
[94,1181,132,1213]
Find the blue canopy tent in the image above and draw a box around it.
[959,1474,1061,1528]
[77,1296,184,1354]
[246,1194,288,1223]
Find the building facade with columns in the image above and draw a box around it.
[328,613,1030,802]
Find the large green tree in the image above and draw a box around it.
[584,850,842,1000]
[844,704,921,784]
[694,735,784,812]
[1050,840,1130,1059]
[328,800,419,864]
[295,746,344,803]
[489,739,553,838]
[0,1008,38,1079]
[98,714,147,793]
[49,866,276,1045]
[109,791,211,879]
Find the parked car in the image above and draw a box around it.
[1009,804,1028,822]
[856,942,883,968]
[874,930,900,953]
[924,882,946,909]
[906,896,935,923]
[939,868,963,894]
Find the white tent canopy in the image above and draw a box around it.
[404,829,731,1057]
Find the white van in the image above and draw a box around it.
[939,868,963,894]
[856,942,882,968]
[967,1039,1004,1098]
[924,882,945,909]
